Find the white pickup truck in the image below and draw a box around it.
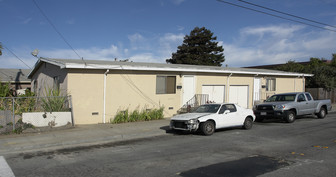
[253,92,332,123]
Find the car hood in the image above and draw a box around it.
[171,113,212,121]
[258,102,289,106]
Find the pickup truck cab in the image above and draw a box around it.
[253,92,332,123]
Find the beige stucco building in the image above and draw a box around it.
[28,58,312,124]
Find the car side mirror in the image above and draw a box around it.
[224,110,230,114]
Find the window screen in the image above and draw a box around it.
[156,76,176,94]
[266,78,276,91]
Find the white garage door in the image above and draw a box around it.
[229,86,249,108]
[202,85,225,103]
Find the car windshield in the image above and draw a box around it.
[265,94,296,102]
[194,104,221,113]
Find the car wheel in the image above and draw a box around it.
[243,117,253,130]
[201,121,215,136]
[255,116,264,122]
[317,107,326,119]
[285,111,296,123]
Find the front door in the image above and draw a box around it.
[182,76,195,105]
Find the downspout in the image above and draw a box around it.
[103,69,110,123]
[226,73,232,102]
[302,75,305,92]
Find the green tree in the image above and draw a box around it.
[277,55,336,91]
[276,60,305,73]
[330,53,336,67]
[166,27,225,66]
[0,82,11,97]
[306,65,336,91]
[0,42,3,56]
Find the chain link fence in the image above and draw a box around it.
[0,96,73,134]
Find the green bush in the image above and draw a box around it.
[112,106,164,124]
[41,88,69,112]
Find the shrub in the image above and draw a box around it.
[112,106,164,124]
[41,88,69,112]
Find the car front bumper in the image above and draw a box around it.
[170,120,199,131]
[253,110,289,119]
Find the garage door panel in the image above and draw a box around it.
[229,86,248,108]
[202,85,225,103]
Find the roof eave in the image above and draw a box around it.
[65,63,313,77]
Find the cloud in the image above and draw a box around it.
[66,19,75,25]
[3,24,334,69]
[22,18,32,24]
[128,33,149,50]
[172,0,185,5]
[222,24,336,67]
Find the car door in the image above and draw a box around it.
[216,104,239,128]
[297,93,310,115]
[305,93,316,114]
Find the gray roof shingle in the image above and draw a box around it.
[0,68,31,83]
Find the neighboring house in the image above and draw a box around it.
[28,58,312,124]
[0,68,31,95]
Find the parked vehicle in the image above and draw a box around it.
[170,103,256,136]
[253,92,332,123]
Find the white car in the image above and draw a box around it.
[170,103,256,136]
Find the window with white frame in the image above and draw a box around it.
[266,78,276,91]
[156,76,176,94]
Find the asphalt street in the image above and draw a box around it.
[3,113,336,177]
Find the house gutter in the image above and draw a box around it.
[103,69,109,123]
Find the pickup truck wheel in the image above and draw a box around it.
[285,111,296,123]
[243,117,253,130]
[201,121,215,136]
[317,107,326,119]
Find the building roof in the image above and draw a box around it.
[0,68,31,83]
[28,57,313,78]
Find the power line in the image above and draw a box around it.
[216,0,336,33]
[3,45,32,69]
[237,0,336,29]
[32,0,82,59]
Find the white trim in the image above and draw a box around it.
[37,58,314,77]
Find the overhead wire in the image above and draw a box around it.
[216,0,336,33]
[32,0,82,59]
[2,45,32,69]
[237,0,336,29]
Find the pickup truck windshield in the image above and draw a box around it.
[265,94,296,102]
[194,104,221,113]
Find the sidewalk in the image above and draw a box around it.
[1,105,335,156]
[0,119,171,155]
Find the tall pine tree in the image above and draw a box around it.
[166,27,225,66]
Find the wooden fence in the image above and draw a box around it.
[306,88,336,103]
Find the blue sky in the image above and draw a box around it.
[1,0,336,69]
